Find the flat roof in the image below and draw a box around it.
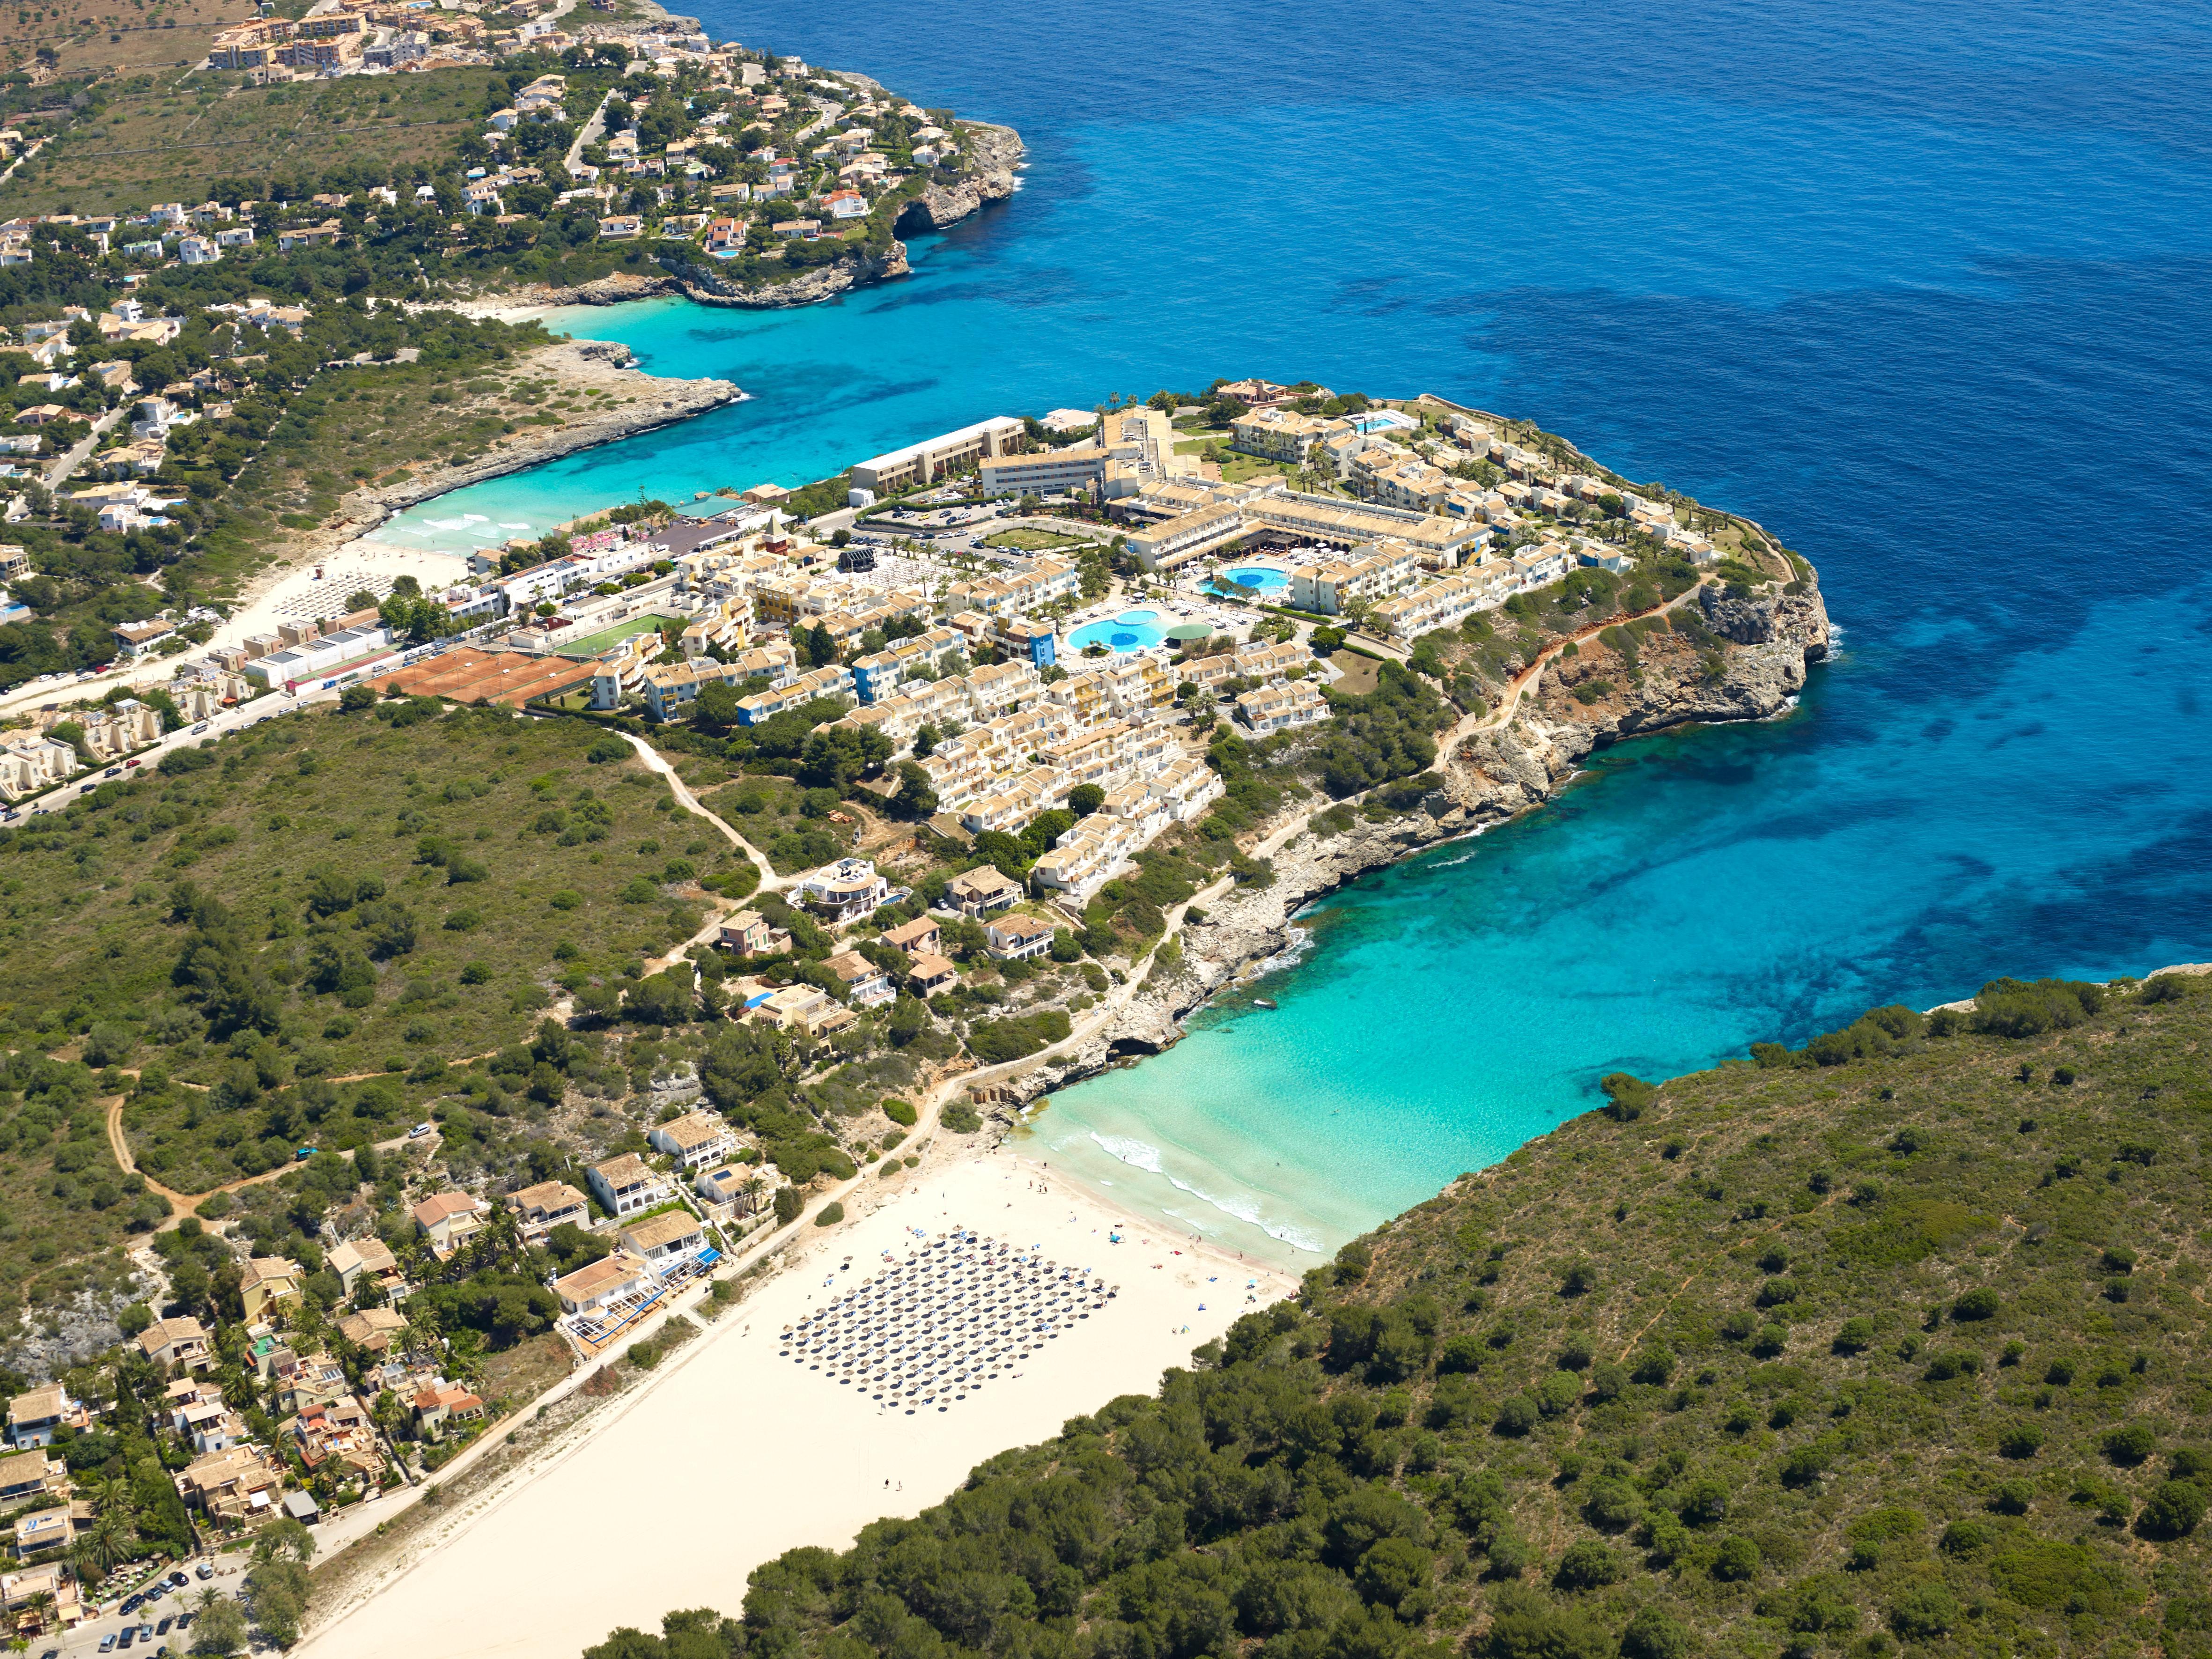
[855,415,1024,473]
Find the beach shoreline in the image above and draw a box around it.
[297,1144,1293,1659]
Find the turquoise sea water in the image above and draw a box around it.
[404,0,2212,1264]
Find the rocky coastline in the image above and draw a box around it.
[248,338,739,584]
[998,578,1834,1105]
[494,121,1023,313]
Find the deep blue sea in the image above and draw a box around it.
[404,0,2212,1265]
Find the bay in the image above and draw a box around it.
[402,0,2212,1265]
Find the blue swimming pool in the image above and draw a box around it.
[1216,566,1290,593]
[1068,610,1164,652]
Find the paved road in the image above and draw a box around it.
[7,691,325,819]
[564,90,612,174]
[45,405,128,489]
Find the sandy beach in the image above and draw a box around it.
[299,1148,1294,1659]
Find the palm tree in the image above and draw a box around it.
[78,1506,132,1574]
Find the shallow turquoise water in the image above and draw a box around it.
[398,0,2212,1265]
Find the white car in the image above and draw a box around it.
[407,1122,434,1139]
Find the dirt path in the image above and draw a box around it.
[615,731,781,893]
[103,1084,447,1230]
[1440,583,1703,757]
[103,1091,301,1226]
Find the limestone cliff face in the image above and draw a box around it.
[1444,580,1830,820]
[661,244,912,308]
[518,246,914,312]
[896,122,1025,234]
[995,578,1832,1106]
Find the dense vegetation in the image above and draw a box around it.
[0,288,550,681]
[588,970,2212,1659]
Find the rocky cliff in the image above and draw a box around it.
[511,244,914,313]
[1446,579,1829,819]
[994,578,1833,1106]
[896,121,1025,234]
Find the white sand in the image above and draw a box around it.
[300,1150,1293,1659]
[213,543,472,654]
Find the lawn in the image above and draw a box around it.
[979,528,1098,553]
[561,615,678,657]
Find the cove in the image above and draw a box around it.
[399,0,2212,1263]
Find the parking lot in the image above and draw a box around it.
[40,1553,250,1659]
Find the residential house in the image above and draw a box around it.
[882,916,940,958]
[0,1449,64,1506]
[269,1350,349,1416]
[174,1400,249,1455]
[335,1307,409,1354]
[907,952,958,995]
[0,735,79,802]
[238,1256,302,1324]
[944,865,1021,916]
[135,1314,211,1373]
[618,1209,707,1270]
[648,1110,737,1170]
[716,909,792,957]
[410,1191,488,1257]
[12,1505,73,1560]
[797,857,888,925]
[984,914,1055,962]
[176,1445,282,1523]
[111,618,176,658]
[694,1164,765,1215]
[294,1399,381,1475]
[275,220,341,253]
[327,1238,404,1302]
[0,1562,83,1630]
[586,1152,671,1220]
[552,1252,651,1316]
[4,1385,80,1450]
[506,1179,590,1244]
[746,983,835,1034]
[824,950,896,1008]
[1235,679,1330,734]
[410,1382,485,1438]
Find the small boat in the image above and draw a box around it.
[1252,997,1278,1010]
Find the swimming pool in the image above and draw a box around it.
[1213,566,1290,594]
[1068,610,1165,652]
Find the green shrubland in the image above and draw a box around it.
[590,970,2212,1659]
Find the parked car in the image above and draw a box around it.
[116,1631,133,1651]
[168,1571,188,1587]
[156,1616,172,1634]
[190,721,208,734]
[194,1563,213,1580]
[119,1594,141,1614]
[98,1636,116,1653]
[176,1612,195,1630]
[408,1122,433,1138]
